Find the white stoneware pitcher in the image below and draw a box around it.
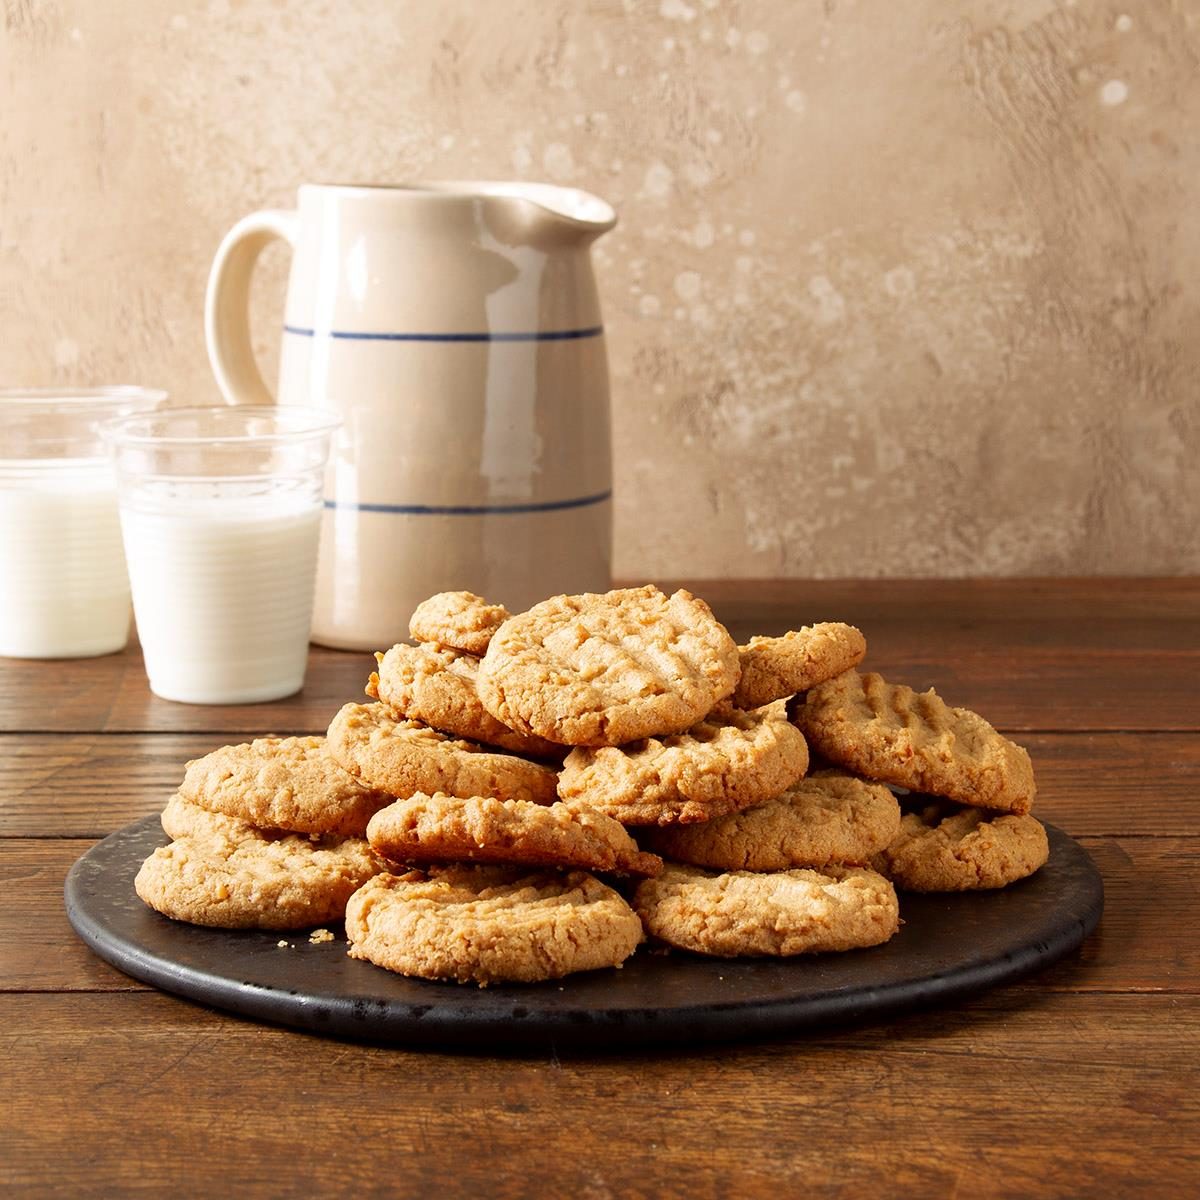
[205,182,616,651]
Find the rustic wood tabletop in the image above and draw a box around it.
[2,578,1197,1197]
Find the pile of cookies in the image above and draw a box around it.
[135,584,1048,986]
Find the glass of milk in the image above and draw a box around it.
[103,406,340,704]
[0,386,166,658]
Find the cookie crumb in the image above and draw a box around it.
[276,940,289,948]
[309,928,335,944]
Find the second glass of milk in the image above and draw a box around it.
[104,406,340,704]
[0,387,166,659]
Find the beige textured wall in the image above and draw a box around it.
[2,0,1197,577]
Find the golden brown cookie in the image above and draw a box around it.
[160,792,259,841]
[408,590,510,655]
[326,702,558,805]
[732,622,867,708]
[178,735,396,837]
[476,585,741,747]
[791,669,1036,815]
[557,701,809,826]
[344,865,644,985]
[633,862,900,957]
[367,643,562,760]
[640,769,901,871]
[367,793,661,876]
[134,822,384,930]
[873,800,1049,891]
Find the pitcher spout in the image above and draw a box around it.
[474,182,617,246]
[514,183,617,236]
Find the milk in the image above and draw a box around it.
[120,493,321,704]
[0,469,132,658]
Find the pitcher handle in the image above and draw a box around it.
[204,209,300,405]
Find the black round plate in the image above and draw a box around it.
[65,816,1102,1051]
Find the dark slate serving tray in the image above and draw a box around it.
[65,816,1102,1052]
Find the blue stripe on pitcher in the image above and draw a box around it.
[284,323,604,343]
[323,490,612,517]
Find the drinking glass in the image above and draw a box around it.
[103,406,339,704]
[0,386,166,658]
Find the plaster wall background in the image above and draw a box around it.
[2,0,1197,576]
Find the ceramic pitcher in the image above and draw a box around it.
[204,182,616,651]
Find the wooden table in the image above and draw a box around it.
[3,579,1197,1197]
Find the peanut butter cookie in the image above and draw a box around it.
[409,590,510,655]
[367,793,662,876]
[557,701,809,826]
[640,769,901,871]
[732,622,867,708]
[179,735,396,837]
[326,702,558,805]
[791,669,1036,815]
[160,792,259,841]
[633,862,900,957]
[476,585,741,747]
[368,643,562,760]
[344,865,644,985]
[135,822,384,930]
[873,800,1049,891]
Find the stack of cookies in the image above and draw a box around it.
[134,584,1048,988]
[134,737,392,930]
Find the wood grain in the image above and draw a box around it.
[3,835,1191,995]
[0,732,210,837]
[1026,732,1200,837]
[0,642,374,736]
[2,991,1196,1198]
[693,577,1200,643]
[1,731,1196,839]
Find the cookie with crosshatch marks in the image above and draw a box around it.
[633,862,900,957]
[366,792,662,877]
[790,669,1037,815]
[732,622,867,709]
[476,585,741,747]
[640,768,901,871]
[409,590,510,656]
[135,820,384,930]
[179,735,395,837]
[557,701,809,826]
[367,642,562,760]
[872,800,1049,892]
[326,702,558,805]
[344,864,644,985]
